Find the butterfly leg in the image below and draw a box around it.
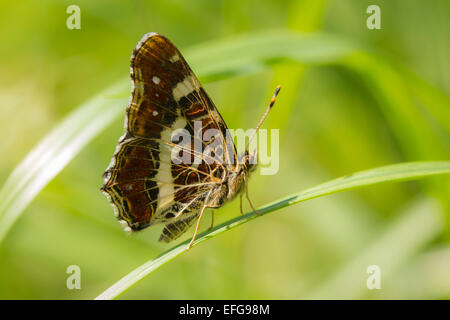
[244,176,261,216]
[187,204,208,250]
[208,210,215,230]
[239,193,244,215]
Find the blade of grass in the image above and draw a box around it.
[95,161,450,300]
[344,52,449,160]
[188,30,359,83]
[403,67,450,136]
[344,52,450,233]
[0,81,129,243]
[268,0,327,131]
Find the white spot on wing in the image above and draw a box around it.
[152,110,158,116]
[152,76,160,84]
[169,53,180,63]
[172,76,195,101]
[119,220,132,233]
[133,69,145,106]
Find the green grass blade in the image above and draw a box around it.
[344,52,450,160]
[0,81,129,243]
[188,30,358,82]
[95,161,450,300]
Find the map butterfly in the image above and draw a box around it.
[101,33,280,249]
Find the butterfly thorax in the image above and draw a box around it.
[225,168,246,201]
[225,151,257,200]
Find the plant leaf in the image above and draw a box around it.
[0,81,129,242]
[95,161,450,300]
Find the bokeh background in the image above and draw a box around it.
[0,0,449,299]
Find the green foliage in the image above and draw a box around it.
[0,0,449,299]
[96,162,450,300]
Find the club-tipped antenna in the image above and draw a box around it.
[245,85,281,151]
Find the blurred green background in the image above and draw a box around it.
[0,0,449,299]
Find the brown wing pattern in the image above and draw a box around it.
[101,33,233,241]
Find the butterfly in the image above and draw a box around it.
[101,33,280,249]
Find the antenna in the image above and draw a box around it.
[246,85,281,151]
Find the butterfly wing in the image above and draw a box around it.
[101,33,235,240]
